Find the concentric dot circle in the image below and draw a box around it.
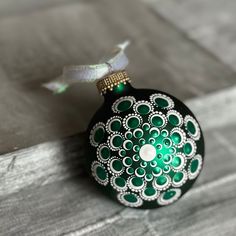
[170,127,186,148]
[133,154,140,162]
[123,156,133,167]
[108,132,124,151]
[125,131,133,139]
[163,154,173,164]
[149,127,160,138]
[117,192,143,207]
[172,170,188,187]
[123,140,133,150]
[97,144,110,163]
[91,161,108,186]
[112,96,136,113]
[149,112,167,128]
[183,138,197,158]
[139,144,156,162]
[171,153,186,172]
[188,154,203,180]
[150,93,174,110]
[108,157,124,176]
[167,110,183,127]
[153,174,171,190]
[133,128,144,139]
[128,176,146,192]
[140,187,160,201]
[111,176,127,192]
[163,138,172,148]
[184,115,201,140]
[152,168,162,178]
[133,100,154,115]
[145,173,154,182]
[157,188,181,206]
[126,167,134,175]
[123,114,142,130]
[106,116,122,133]
[119,149,126,157]
[161,129,169,137]
[89,122,105,147]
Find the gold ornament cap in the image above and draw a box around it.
[96,70,131,95]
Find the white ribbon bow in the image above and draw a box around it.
[43,40,130,94]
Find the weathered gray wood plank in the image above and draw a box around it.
[1,86,236,235]
[0,0,236,153]
[144,0,236,70]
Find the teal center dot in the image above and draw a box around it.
[112,135,123,148]
[117,100,132,112]
[124,193,138,203]
[110,120,121,131]
[190,159,199,173]
[100,146,110,160]
[124,157,133,166]
[171,156,182,168]
[94,128,104,143]
[187,121,196,134]
[96,166,107,181]
[184,142,192,155]
[136,167,145,176]
[173,172,184,182]
[115,177,126,187]
[151,115,164,127]
[161,130,168,137]
[127,167,134,175]
[143,123,150,131]
[156,175,167,185]
[132,177,143,187]
[144,187,156,196]
[124,140,133,150]
[171,132,182,144]
[169,114,179,126]
[127,117,140,129]
[112,159,123,172]
[134,129,143,138]
[163,190,176,200]
[137,104,150,115]
[153,167,162,176]
[155,97,169,108]
[145,174,153,181]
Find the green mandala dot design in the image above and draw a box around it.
[90,93,203,208]
[157,188,181,206]
[188,154,203,180]
[150,93,174,110]
[112,96,136,113]
[90,122,105,147]
[91,161,108,186]
[117,192,143,207]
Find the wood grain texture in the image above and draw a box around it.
[144,0,236,70]
[0,0,236,153]
[1,86,236,236]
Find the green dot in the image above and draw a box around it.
[149,138,155,144]
[144,187,156,196]
[156,175,167,185]
[137,104,150,115]
[152,167,162,176]
[169,114,179,126]
[110,120,121,131]
[145,174,153,181]
[127,117,140,129]
[124,193,138,203]
[171,132,182,144]
[140,161,147,167]
[163,190,176,200]
[187,121,196,134]
[115,177,126,187]
[117,100,132,112]
[184,142,192,155]
[136,167,145,176]
[139,138,146,145]
[150,129,159,138]
[163,138,171,147]
[155,97,169,108]
[171,156,182,168]
[112,135,123,148]
[133,154,140,161]
[163,154,172,163]
[134,129,143,138]
[94,128,105,143]
[100,146,110,160]
[124,140,133,150]
[190,159,199,173]
[156,144,162,150]
[124,157,133,166]
[134,145,140,152]
[131,177,143,187]
[96,166,107,181]
[163,165,170,173]
[125,131,132,139]
[142,123,150,131]
[151,160,157,167]
[127,167,134,175]
[157,153,163,158]
[173,172,184,182]
[161,130,168,137]
[112,159,123,172]
[151,115,164,127]
[119,149,126,157]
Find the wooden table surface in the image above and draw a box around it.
[0,0,236,235]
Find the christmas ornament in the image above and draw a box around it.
[44,41,205,209]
